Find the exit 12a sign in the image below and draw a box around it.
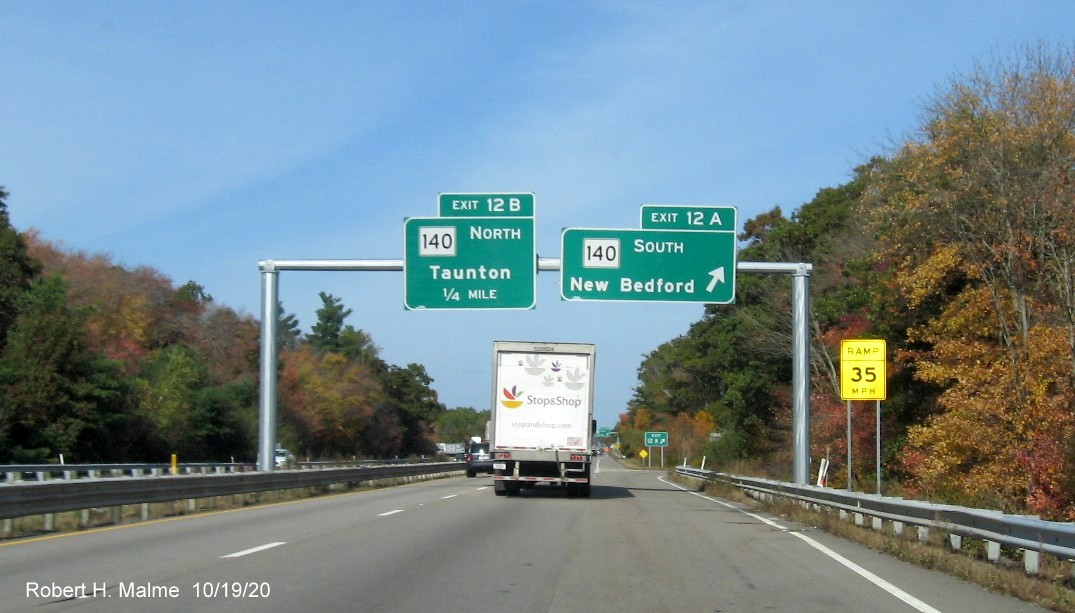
[640,204,737,231]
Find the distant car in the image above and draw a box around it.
[274,448,295,468]
[466,441,493,478]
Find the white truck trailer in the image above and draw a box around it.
[490,341,596,497]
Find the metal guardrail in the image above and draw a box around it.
[0,458,451,482]
[0,462,463,521]
[2,463,252,482]
[676,466,1075,565]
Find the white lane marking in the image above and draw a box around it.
[378,509,405,517]
[442,494,458,499]
[476,486,489,491]
[659,477,941,613]
[220,541,287,558]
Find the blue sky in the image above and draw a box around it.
[3,2,1072,431]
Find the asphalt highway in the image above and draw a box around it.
[1,457,1043,612]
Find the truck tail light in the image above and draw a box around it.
[495,452,512,459]
[569,454,586,462]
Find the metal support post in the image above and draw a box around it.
[258,262,279,472]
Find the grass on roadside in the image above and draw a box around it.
[682,475,1075,613]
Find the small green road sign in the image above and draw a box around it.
[438,193,535,217]
[640,204,737,231]
[597,428,611,437]
[560,228,736,304]
[404,216,536,309]
[644,431,668,447]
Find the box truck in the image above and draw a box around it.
[490,341,596,497]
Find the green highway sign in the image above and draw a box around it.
[597,427,611,437]
[640,204,737,231]
[644,431,668,447]
[439,193,535,217]
[404,216,536,310]
[560,228,737,304]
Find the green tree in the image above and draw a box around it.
[277,302,302,350]
[133,345,207,451]
[308,292,351,353]
[306,292,380,364]
[0,186,42,352]
[436,407,490,443]
[381,363,445,456]
[0,276,123,461]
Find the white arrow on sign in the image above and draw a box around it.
[706,267,726,293]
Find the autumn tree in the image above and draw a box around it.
[863,44,1075,516]
[278,345,381,458]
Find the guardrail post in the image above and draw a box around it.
[948,534,962,551]
[986,541,1001,562]
[1023,549,1040,574]
[112,506,121,526]
[871,517,882,530]
[44,513,54,531]
[892,520,904,536]
[80,509,90,527]
[141,503,149,521]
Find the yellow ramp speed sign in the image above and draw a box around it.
[840,339,887,400]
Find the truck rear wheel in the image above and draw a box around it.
[493,480,507,496]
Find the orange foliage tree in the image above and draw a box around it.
[278,345,381,458]
[864,45,1075,517]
